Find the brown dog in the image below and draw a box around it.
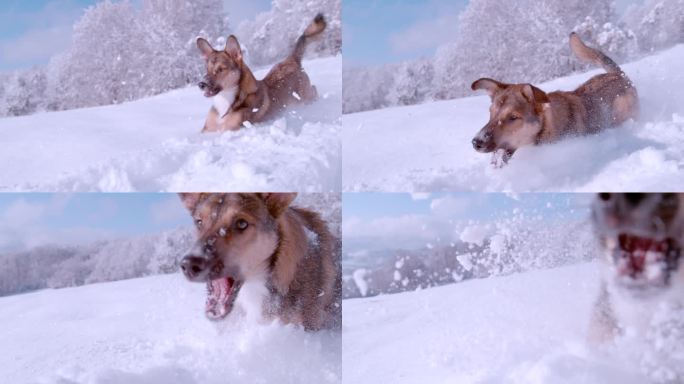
[472,33,639,166]
[589,193,684,343]
[179,193,341,331]
[196,14,326,132]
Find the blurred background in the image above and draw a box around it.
[342,193,598,298]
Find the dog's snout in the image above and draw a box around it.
[472,131,492,151]
[472,137,485,150]
[181,256,207,280]
[624,193,645,207]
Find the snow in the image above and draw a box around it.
[352,269,369,297]
[343,262,682,383]
[459,224,489,246]
[0,56,341,192]
[342,45,684,192]
[0,273,340,383]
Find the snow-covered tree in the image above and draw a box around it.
[386,59,434,107]
[623,0,684,53]
[237,0,341,66]
[574,17,639,62]
[342,64,396,113]
[0,68,47,116]
[432,0,616,101]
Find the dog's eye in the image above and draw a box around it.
[235,219,249,231]
[508,115,519,122]
[195,219,203,227]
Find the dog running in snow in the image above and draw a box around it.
[196,14,326,132]
[589,193,683,343]
[471,32,639,167]
[179,193,341,331]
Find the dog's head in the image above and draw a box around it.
[471,78,550,156]
[196,36,244,98]
[179,193,297,320]
[592,193,684,295]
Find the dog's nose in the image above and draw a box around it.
[623,193,645,207]
[472,138,485,150]
[180,256,207,280]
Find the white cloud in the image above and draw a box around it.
[0,1,85,70]
[429,195,481,217]
[0,195,115,252]
[410,192,431,200]
[0,24,73,66]
[388,8,460,56]
[149,195,188,224]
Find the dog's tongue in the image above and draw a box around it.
[205,277,234,320]
[618,234,668,275]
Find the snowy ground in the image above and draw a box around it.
[343,262,683,384]
[0,56,341,192]
[0,273,341,384]
[342,45,684,192]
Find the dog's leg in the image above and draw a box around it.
[202,108,220,133]
[587,281,619,345]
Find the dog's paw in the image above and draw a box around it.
[490,149,509,168]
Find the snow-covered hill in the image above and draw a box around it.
[0,56,341,192]
[0,273,341,384]
[342,45,684,192]
[343,262,683,384]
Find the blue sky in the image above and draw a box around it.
[343,193,593,252]
[0,0,270,72]
[344,0,643,67]
[0,193,192,252]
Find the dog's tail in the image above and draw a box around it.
[569,32,623,74]
[291,13,326,64]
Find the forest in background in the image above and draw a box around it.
[343,0,683,113]
[0,0,341,117]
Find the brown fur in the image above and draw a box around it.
[471,32,639,165]
[179,193,341,331]
[197,14,326,132]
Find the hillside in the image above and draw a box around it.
[0,56,341,192]
[342,45,684,192]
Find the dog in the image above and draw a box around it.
[178,193,341,331]
[196,14,326,132]
[590,193,684,344]
[471,32,639,166]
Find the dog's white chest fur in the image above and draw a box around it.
[213,87,238,118]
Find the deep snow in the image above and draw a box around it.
[343,262,683,384]
[0,273,341,384]
[0,56,341,192]
[342,45,684,192]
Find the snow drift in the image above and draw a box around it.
[0,56,341,192]
[342,45,684,192]
[343,262,684,384]
[0,273,341,384]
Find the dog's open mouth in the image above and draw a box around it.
[612,233,680,289]
[205,277,243,321]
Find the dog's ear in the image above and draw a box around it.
[179,193,203,212]
[197,38,214,59]
[471,78,507,98]
[258,193,297,218]
[225,35,243,61]
[522,84,550,112]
